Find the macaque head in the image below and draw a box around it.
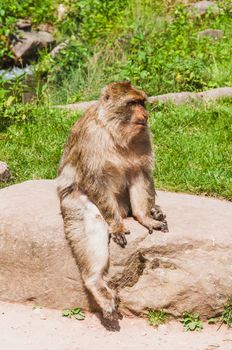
[100,81,148,128]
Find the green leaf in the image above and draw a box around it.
[188,322,196,330]
[72,308,81,314]
[74,312,85,320]
[0,88,6,100]
[5,96,15,107]
[62,310,71,317]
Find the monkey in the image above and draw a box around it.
[57,81,168,320]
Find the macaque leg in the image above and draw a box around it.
[129,174,168,233]
[60,190,116,320]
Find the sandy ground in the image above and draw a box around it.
[0,302,231,350]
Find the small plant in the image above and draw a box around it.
[62,307,85,320]
[32,305,42,310]
[181,312,203,331]
[147,309,167,327]
[207,297,232,329]
[221,297,232,328]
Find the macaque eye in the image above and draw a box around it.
[104,93,110,101]
[127,100,137,106]
[127,100,146,107]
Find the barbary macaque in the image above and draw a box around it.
[57,81,168,319]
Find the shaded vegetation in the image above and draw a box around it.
[221,296,232,328]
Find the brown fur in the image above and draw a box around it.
[57,82,167,319]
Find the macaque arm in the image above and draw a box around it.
[129,171,167,233]
[82,180,129,247]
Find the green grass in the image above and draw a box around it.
[151,100,232,200]
[0,0,232,201]
[221,296,232,328]
[45,0,232,104]
[1,100,231,200]
[0,106,79,184]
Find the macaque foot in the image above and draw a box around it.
[149,220,168,233]
[151,205,166,221]
[101,294,119,321]
[160,219,169,233]
[151,206,169,232]
[111,232,128,247]
[102,308,119,321]
[139,217,168,234]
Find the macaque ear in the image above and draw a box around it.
[101,86,110,102]
[104,93,110,101]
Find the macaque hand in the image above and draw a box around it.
[109,222,130,248]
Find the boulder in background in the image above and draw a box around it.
[0,161,11,183]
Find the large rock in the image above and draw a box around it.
[188,1,220,17]
[0,161,11,182]
[55,87,232,112]
[50,41,68,58]
[12,31,55,61]
[198,29,224,40]
[16,19,32,30]
[0,180,231,318]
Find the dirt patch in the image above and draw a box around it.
[0,302,231,350]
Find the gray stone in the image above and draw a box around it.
[148,87,232,105]
[58,4,67,21]
[55,88,232,112]
[198,29,224,39]
[188,1,220,17]
[50,41,68,58]
[0,162,11,182]
[0,180,231,318]
[16,19,32,30]
[12,31,55,61]
[36,23,54,33]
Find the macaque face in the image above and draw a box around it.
[101,82,148,129]
[125,98,148,127]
